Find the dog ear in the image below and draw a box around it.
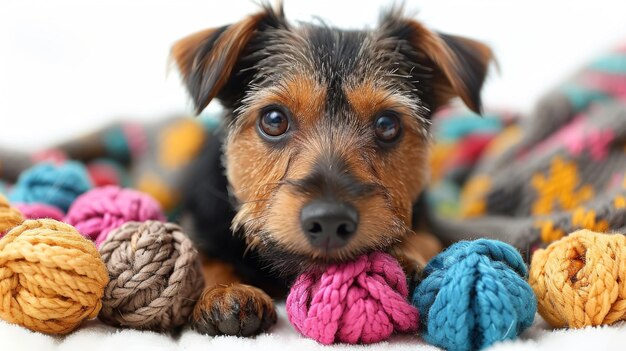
[171,5,286,113]
[380,12,493,114]
[411,23,493,114]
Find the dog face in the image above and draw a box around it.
[172,4,492,273]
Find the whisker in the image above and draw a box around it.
[237,214,270,228]
[235,181,283,193]
[240,198,272,205]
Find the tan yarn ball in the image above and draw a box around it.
[98,220,205,331]
[0,194,23,234]
[530,230,626,328]
[0,219,109,334]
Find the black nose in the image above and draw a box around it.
[300,200,358,250]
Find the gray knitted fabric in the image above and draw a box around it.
[427,44,626,258]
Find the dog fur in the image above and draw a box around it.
[172,3,492,336]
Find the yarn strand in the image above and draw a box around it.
[0,194,23,235]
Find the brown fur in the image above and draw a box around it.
[200,258,241,287]
[192,282,276,336]
[173,3,493,337]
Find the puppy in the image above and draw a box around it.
[172,3,492,337]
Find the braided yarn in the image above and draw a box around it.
[412,239,536,351]
[65,186,166,246]
[9,162,92,212]
[0,194,23,235]
[286,251,419,345]
[0,219,108,334]
[98,221,204,331]
[529,229,626,328]
[14,203,64,221]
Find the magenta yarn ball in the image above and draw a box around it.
[64,186,166,246]
[14,203,64,221]
[286,251,419,345]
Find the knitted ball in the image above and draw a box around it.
[0,194,23,235]
[65,186,166,246]
[98,220,204,331]
[31,148,68,164]
[9,161,92,212]
[530,229,626,328]
[0,219,108,334]
[14,203,64,221]
[412,239,536,351]
[86,159,131,187]
[286,251,419,345]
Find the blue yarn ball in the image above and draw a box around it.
[412,239,536,351]
[9,162,92,212]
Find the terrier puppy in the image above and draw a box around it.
[172,3,492,337]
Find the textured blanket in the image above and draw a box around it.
[1,304,625,351]
[424,44,626,256]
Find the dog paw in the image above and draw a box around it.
[191,284,277,337]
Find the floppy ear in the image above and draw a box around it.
[380,12,493,114]
[408,22,493,114]
[171,5,286,113]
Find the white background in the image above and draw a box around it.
[1,0,625,150]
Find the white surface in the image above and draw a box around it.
[1,0,626,150]
[1,304,625,351]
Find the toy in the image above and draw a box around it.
[65,186,166,246]
[98,220,204,331]
[8,162,92,212]
[412,239,536,351]
[86,159,131,187]
[529,229,626,328]
[0,218,108,334]
[286,251,419,345]
[14,203,64,221]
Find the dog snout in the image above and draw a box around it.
[300,200,358,250]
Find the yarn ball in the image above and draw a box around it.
[286,251,419,345]
[8,161,92,212]
[31,148,68,164]
[412,239,536,351]
[529,229,626,328]
[86,159,131,187]
[98,220,204,331]
[14,203,64,221]
[0,219,108,334]
[65,186,166,246]
[0,194,23,235]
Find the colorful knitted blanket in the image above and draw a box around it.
[427,43,626,256]
[1,44,625,259]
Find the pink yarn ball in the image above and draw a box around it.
[64,186,166,246]
[14,203,64,221]
[286,252,419,345]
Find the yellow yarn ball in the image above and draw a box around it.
[529,229,626,328]
[0,219,109,334]
[0,194,23,234]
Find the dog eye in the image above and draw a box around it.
[374,113,401,144]
[259,109,289,138]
